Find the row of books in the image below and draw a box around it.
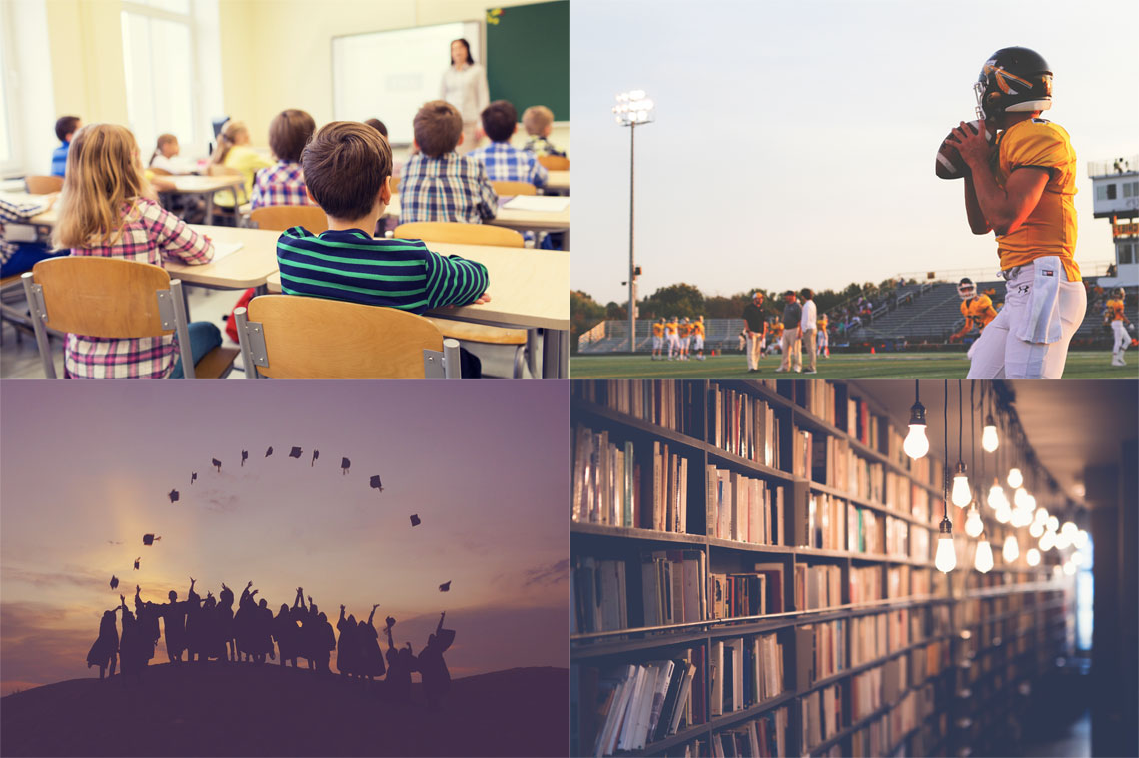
[800,683,844,752]
[850,610,911,667]
[710,633,786,716]
[574,379,700,435]
[642,550,708,628]
[573,550,710,634]
[795,619,847,688]
[851,655,909,720]
[708,383,781,467]
[709,563,785,619]
[669,708,788,758]
[797,492,846,551]
[578,651,704,756]
[705,466,785,545]
[850,565,883,604]
[572,557,627,633]
[794,563,843,611]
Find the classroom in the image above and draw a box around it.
[0,0,570,379]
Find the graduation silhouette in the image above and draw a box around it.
[133,558,140,570]
[370,475,384,492]
[168,489,179,503]
[289,447,303,459]
[241,450,249,467]
[438,581,451,593]
[110,575,119,590]
[410,514,421,527]
[341,457,350,475]
[265,446,273,457]
[142,534,160,546]
[311,450,319,467]
[212,458,222,473]
[191,472,197,485]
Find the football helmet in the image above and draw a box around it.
[974,47,1053,121]
[1114,287,1126,299]
[958,278,976,300]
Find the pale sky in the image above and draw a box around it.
[570,0,1139,305]
[0,381,568,695]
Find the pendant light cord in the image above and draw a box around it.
[944,380,949,520]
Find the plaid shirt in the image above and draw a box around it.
[468,141,548,189]
[524,135,566,158]
[1,196,52,264]
[64,198,214,379]
[400,152,497,224]
[250,160,314,210]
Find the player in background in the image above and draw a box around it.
[692,316,707,361]
[665,315,680,360]
[742,292,767,373]
[947,47,1086,378]
[679,317,691,361]
[1105,288,1132,366]
[768,319,785,356]
[949,278,1000,358]
[651,318,665,360]
[817,312,830,358]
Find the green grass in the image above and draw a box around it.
[570,351,1139,379]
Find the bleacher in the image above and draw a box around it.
[577,319,749,354]
[853,281,1004,342]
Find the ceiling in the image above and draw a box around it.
[850,380,1137,508]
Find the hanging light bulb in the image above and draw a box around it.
[1011,506,1033,528]
[1029,521,1044,538]
[1003,534,1019,562]
[1033,508,1049,525]
[964,506,984,538]
[988,481,1007,510]
[1026,548,1041,566]
[995,502,1012,523]
[1047,515,1059,532]
[975,539,994,573]
[982,414,999,452]
[1008,467,1023,488]
[1055,530,1072,550]
[1061,521,1078,537]
[952,464,972,507]
[1075,529,1089,549]
[936,517,957,573]
[904,382,929,459]
[1039,530,1056,551]
[1014,487,1030,508]
[1072,552,1085,567]
[1063,560,1076,576]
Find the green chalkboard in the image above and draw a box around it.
[486,1,570,121]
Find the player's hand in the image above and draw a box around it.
[947,121,992,169]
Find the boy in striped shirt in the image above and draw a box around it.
[276,121,491,374]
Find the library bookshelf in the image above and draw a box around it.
[570,379,1074,758]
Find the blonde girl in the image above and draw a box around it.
[53,123,219,378]
[209,119,272,209]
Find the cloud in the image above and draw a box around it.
[1,566,104,590]
[522,559,569,588]
[0,601,100,696]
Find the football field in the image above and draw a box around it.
[570,351,1139,379]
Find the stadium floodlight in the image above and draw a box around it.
[613,90,655,354]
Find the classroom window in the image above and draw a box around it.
[0,4,16,173]
[122,9,195,164]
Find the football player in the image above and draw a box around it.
[1104,288,1132,366]
[680,318,692,361]
[817,312,830,358]
[692,316,706,360]
[950,278,1000,354]
[947,47,1086,379]
[665,316,679,360]
[651,318,665,360]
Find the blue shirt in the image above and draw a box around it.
[468,141,548,189]
[400,151,497,225]
[276,227,489,314]
[51,142,70,177]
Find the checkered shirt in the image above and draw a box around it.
[1,196,51,264]
[399,151,498,224]
[524,135,566,158]
[468,141,548,189]
[250,161,314,210]
[64,198,214,379]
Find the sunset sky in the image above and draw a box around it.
[0,381,568,696]
[571,0,1139,305]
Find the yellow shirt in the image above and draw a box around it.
[994,119,1080,282]
[652,323,664,337]
[665,321,678,336]
[818,315,828,331]
[693,322,705,338]
[679,323,691,338]
[1106,299,1125,321]
[772,323,784,338]
[961,295,998,330]
[214,145,273,208]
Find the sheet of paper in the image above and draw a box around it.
[502,195,571,213]
[209,241,244,262]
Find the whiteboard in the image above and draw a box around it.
[332,21,482,147]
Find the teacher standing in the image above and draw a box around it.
[440,38,489,154]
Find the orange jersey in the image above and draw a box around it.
[961,295,998,330]
[665,320,678,336]
[818,315,828,331]
[993,118,1080,282]
[1106,299,1125,321]
[772,323,785,338]
[680,323,692,338]
[652,323,664,337]
[693,322,705,339]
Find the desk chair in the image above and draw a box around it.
[490,181,538,197]
[538,155,569,171]
[206,165,248,227]
[250,205,329,233]
[233,295,462,378]
[20,257,239,378]
[25,176,63,194]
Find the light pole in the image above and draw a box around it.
[613,90,654,354]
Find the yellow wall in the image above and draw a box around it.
[45,0,128,125]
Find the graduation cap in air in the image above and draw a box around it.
[311,450,319,467]
[133,558,140,570]
[265,446,274,457]
[370,475,384,492]
[110,575,119,590]
[438,581,451,593]
[410,514,421,527]
[242,450,249,467]
[289,446,303,459]
[142,534,160,546]
[169,489,180,503]
[212,458,222,473]
[341,457,351,475]
[191,472,197,485]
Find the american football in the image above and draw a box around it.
[935,119,991,179]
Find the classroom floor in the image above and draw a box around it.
[0,286,523,379]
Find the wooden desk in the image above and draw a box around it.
[546,170,569,194]
[178,225,570,377]
[383,195,570,233]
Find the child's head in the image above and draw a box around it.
[302,121,392,222]
[364,118,388,138]
[269,109,316,163]
[54,124,150,249]
[211,119,250,164]
[413,100,463,158]
[55,115,81,143]
[151,134,179,165]
[522,106,554,138]
[480,100,518,143]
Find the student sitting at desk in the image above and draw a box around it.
[149,134,196,175]
[468,100,548,190]
[51,116,81,177]
[251,109,317,209]
[52,124,220,379]
[149,134,205,223]
[400,101,497,224]
[522,106,566,158]
[276,121,490,377]
[209,120,272,210]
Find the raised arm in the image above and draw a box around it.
[368,604,378,626]
[437,611,446,635]
[294,587,305,610]
[950,122,1049,236]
